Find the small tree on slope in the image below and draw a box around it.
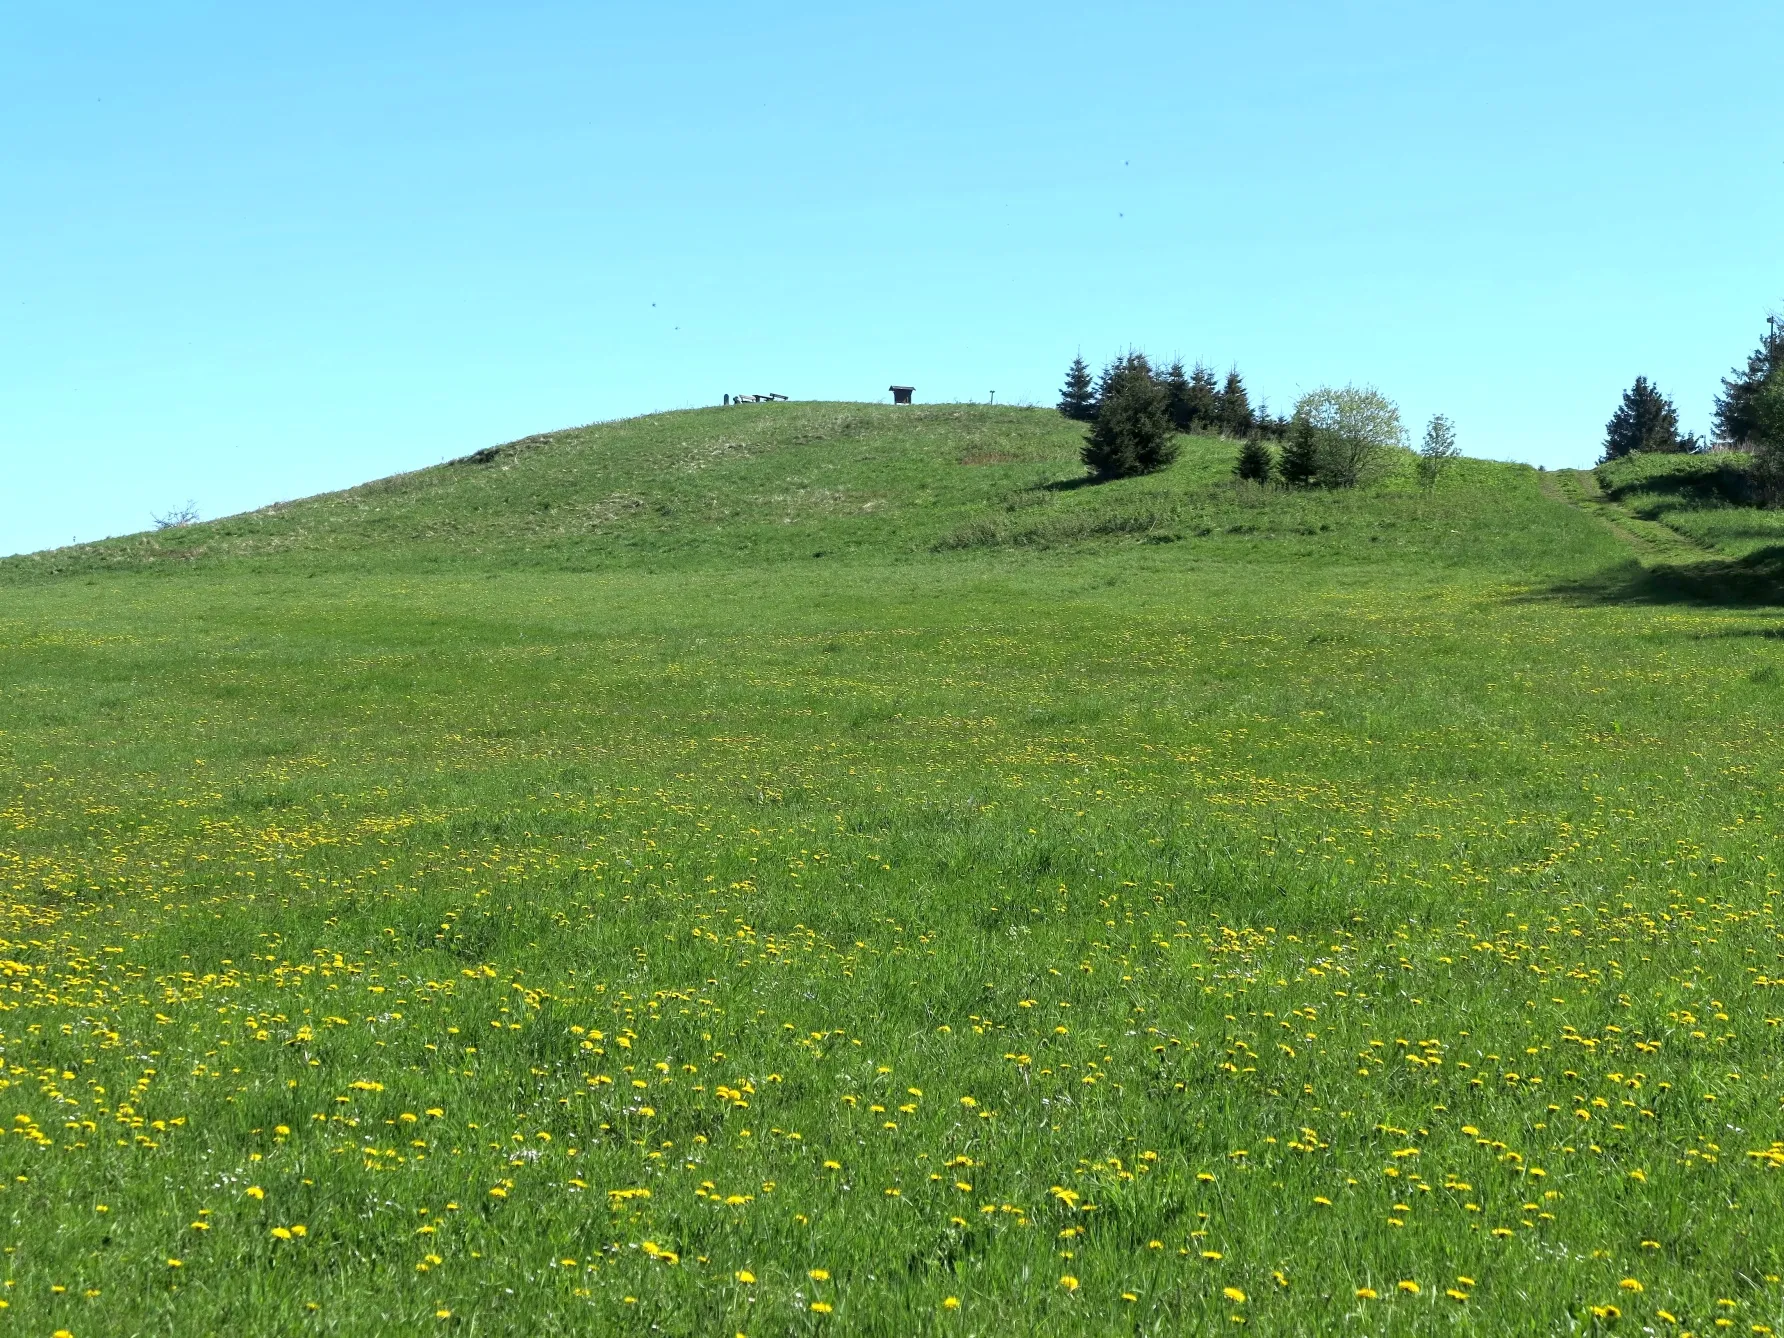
[1082,356,1176,479]
[1058,355,1096,421]
[1417,414,1460,491]
[1277,417,1321,486]
[1235,438,1274,483]
[1749,370,1784,502]
[1601,377,1682,461]
[1162,360,1196,432]
[1292,385,1406,487]
[1714,315,1784,447]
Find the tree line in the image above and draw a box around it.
[1060,351,1458,490]
[1601,311,1784,497]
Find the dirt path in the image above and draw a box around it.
[1541,468,1709,562]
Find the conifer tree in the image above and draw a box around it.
[1277,417,1321,485]
[1714,315,1784,447]
[1186,364,1221,432]
[1235,438,1274,483]
[1218,368,1254,438]
[1601,377,1682,461]
[1057,355,1096,421]
[1082,355,1175,479]
[1162,360,1195,432]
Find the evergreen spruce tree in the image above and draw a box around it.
[1057,355,1096,422]
[1601,377,1683,461]
[1235,438,1274,483]
[1186,364,1221,432]
[1714,315,1784,447]
[1082,355,1175,479]
[1217,368,1254,438]
[1277,417,1322,485]
[1747,370,1784,502]
[1162,359,1195,432]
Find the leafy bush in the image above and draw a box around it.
[1417,415,1460,491]
[1290,385,1406,487]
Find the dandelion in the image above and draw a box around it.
[941,1297,960,1310]
[1224,1287,1247,1304]
[246,1186,265,1200]
[811,1302,833,1315]
[1620,1279,1644,1293]
[1060,1276,1079,1292]
[809,1269,829,1282]
[436,1310,451,1319]
[1312,1196,1331,1207]
[736,1270,755,1284]
[1398,1281,1419,1294]
[1356,1287,1377,1299]
[1202,1251,1223,1261]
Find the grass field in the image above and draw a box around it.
[2,404,1781,1335]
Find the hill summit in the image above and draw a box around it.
[10,402,1582,581]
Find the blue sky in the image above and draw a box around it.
[4,1,1780,556]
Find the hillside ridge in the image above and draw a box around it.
[5,402,1602,584]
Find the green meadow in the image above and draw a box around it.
[1,403,1780,1335]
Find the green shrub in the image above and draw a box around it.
[1235,438,1275,483]
[1082,355,1176,479]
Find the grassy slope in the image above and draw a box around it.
[1597,450,1784,558]
[7,402,1597,580]
[1,407,1782,1337]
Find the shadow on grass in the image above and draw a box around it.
[1036,474,1105,493]
[1541,546,1784,607]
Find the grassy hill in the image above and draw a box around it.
[2,407,1781,1336]
[7,402,1603,579]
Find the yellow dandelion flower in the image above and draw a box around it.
[1312,1196,1332,1207]
[1224,1287,1247,1304]
[941,1296,960,1310]
[809,1269,829,1282]
[1620,1279,1644,1293]
[246,1186,265,1200]
[1202,1251,1223,1261]
[1060,1275,1080,1292]
[1398,1281,1419,1294]
[271,1227,292,1241]
[436,1310,452,1320]
[736,1270,755,1284]
[1356,1287,1378,1300]
[811,1302,833,1315]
